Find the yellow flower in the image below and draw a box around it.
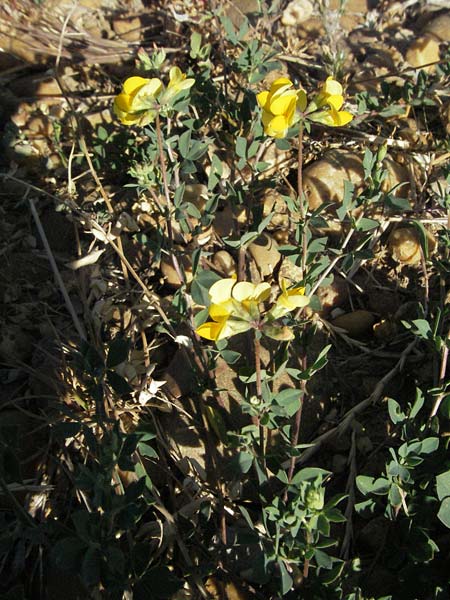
[308,76,353,127]
[196,278,271,341]
[257,77,307,138]
[113,68,194,126]
[269,279,310,320]
[113,76,163,126]
[167,66,195,95]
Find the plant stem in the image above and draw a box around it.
[254,332,265,461]
[285,124,308,492]
[297,121,307,279]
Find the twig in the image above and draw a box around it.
[340,428,357,559]
[28,198,86,341]
[282,338,417,469]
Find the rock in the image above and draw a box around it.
[329,0,372,10]
[261,188,290,231]
[382,156,411,199]
[388,226,436,265]
[223,0,260,28]
[281,0,314,26]
[423,11,450,42]
[213,204,234,238]
[248,233,281,278]
[373,319,397,341]
[332,310,376,339]
[316,277,348,316]
[112,16,141,42]
[303,150,365,210]
[160,255,193,288]
[212,250,236,277]
[405,35,440,73]
[183,183,208,212]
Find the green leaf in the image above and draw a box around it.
[236,136,247,159]
[278,559,293,595]
[107,337,129,368]
[357,217,380,232]
[275,388,301,417]
[291,467,330,484]
[388,398,405,425]
[356,475,389,496]
[437,497,450,529]
[178,129,192,159]
[315,548,333,569]
[436,471,450,501]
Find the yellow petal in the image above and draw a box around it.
[334,110,353,126]
[123,76,150,96]
[232,281,256,302]
[169,66,183,86]
[209,301,233,320]
[326,94,344,111]
[257,90,270,109]
[322,77,343,96]
[114,93,132,112]
[196,321,224,341]
[269,78,293,96]
[131,78,163,109]
[253,282,271,302]
[270,92,297,116]
[266,114,289,138]
[209,278,236,304]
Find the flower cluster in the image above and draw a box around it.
[196,278,309,342]
[257,76,353,138]
[113,67,194,126]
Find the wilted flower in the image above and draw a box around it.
[195,278,271,341]
[257,77,307,138]
[113,67,194,126]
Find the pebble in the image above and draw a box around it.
[248,233,281,278]
[112,16,141,42]
[423,11,450,42]
[303,150,365,210]
[405,35,440,73]
[281,0,314,26]
[332,310,376,339]
[212,251,236,277]
[388,226,435,265]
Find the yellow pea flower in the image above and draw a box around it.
[113,68,194,126]
[308,76,353,127]
[257,77,307,138]
[196,278,271,342]
[113,76,163,126]
[269,279,310,320]
[167,66,195,95]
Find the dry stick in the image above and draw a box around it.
[282,338,417,470]
[29,198,87,341]
[340,428,357,560]
[53,6,129,285]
